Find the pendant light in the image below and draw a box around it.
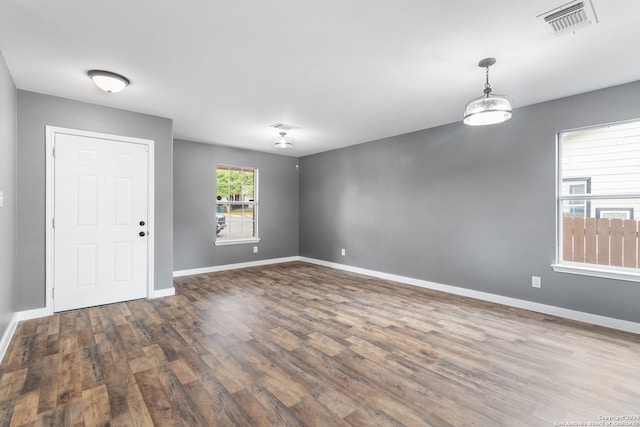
[274,131,293,148]
[463,58,512,126]
[88,70,130,93]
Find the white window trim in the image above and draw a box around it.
[215,237,261,246]
[551,262,640,282]
[215,165,259,244]
[553,119,640,281]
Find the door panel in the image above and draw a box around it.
[75,244,97,287]
[114,242,132,282]
[114,177,133,225]
[76,175,97,225]
[54,133,149,312]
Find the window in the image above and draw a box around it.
[554,119,640,281]
[562,177,591,217]
[215,165,259,245]
[595,208,634,220]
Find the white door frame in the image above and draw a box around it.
[45,126,155,314]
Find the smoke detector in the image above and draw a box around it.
[538,0,598,36]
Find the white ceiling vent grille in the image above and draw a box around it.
[538,0,598,36]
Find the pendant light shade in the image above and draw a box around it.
[88,70,130,93]
[274,131,293,148]
[463,95,513,126]
[463,58,512,126]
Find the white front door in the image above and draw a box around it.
[53,132,150,312]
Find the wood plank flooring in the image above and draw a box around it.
[1,261,640,426]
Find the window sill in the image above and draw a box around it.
[215,238,261,246]
[551,262,640,283]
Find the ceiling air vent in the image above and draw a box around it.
[538,0,598,36]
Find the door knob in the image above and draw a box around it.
[139,231,146,237]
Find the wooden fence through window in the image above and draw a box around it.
[563,217,640,268]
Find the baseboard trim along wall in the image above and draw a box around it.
[298,257,640,335]
[0,285,175,364]
[16,306,52,322]
[173,256,640,334]
[172,256,300,277]
[12,286,175,319]
[4,254,638,366]
[0,313,19,365]
[152,287,176,298]
[1,308,50,363]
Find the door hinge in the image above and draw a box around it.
[52,288,54,299]
[52,217,55,228]
[52,146,55,157]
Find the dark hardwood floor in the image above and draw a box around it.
[1,261,640,426]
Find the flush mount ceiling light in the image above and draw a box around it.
[87,70,130,93]
[274,131,293,148]
[463,58,513,126]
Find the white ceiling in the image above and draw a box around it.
[1,0,639,157]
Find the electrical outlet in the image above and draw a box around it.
[532,276,541,288]
[253,246,258,254]
[341,248,346,256]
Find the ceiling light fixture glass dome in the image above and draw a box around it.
[274,131,293,148]
[88,70,130,93]
[463,58,513,126]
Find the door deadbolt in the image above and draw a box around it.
[139,221,146,226]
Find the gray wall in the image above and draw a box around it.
[174,139,298,270]
[300,80,640,324]
[16,91,174,311]
[0,52,16,336]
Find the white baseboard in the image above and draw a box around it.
[173,256,301,277]
[9,287,174,324]
[0,313,19,365]
[16,306,53,321]
[299,257,640,335]
[173,255,640,334]
[152,287,176,298]
[4,256,638,366]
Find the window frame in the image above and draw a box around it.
[552,119,640,282]
[214,164,260,246]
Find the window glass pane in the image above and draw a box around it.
[561,178,590,197]
[215,208,227,236]
[569,184,585,195]
[215,165,257,241]
[232,221,255,239]
[561,199,594,219]
[561,199,639,269]
[558,120,640,272]
[560,121,640,196]
[563,200,588,217]
[595,208,633,220]
[216,168,231,200]
[242,170,254,186]
[226,205,255,239]
[244,185,255,200]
